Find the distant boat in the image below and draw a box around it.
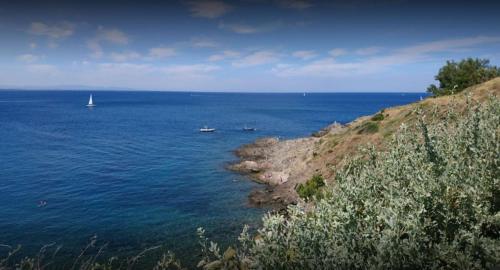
[86,94,95,107]
[243,125,256,131]
[303,92,306,97]
[200,126,215,132]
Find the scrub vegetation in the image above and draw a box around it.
[371,112,385,121]
[356,121,380,134]
[296,174,325,201]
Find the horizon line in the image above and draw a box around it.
[0,88,428,94]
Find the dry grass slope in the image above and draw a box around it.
[311,77,500,184]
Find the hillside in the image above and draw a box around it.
[230,77,500,206]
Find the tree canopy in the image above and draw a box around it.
[427,58,500,96]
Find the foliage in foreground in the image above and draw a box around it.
[427,58,500,96]
[2,97,499,270]
[200,96,500,269]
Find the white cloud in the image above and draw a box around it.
[87,40,103,58]
[149,47,176,59]
[275,0,313,10]
[97,62,218,75]
[96,27,128,44]
[191,38,219,48]
[26,64,59,75]
[110,51,142,62]
[396,36,500,56]
[72,60,90,66]
[47,41,59,48]
[17,54,39,63]
[328,48,347,57]
[87,27,129,59]
[292,50,317,60]
[272,58,362,77]
[98,62,152,73]
[355,46,382,56]
[187,1,232,19]
[208,50,240,61]
[88,62,219,89]
[8,35,499,92]
[219,22,259,34]
[219,21,282,34]
[101,47,175,62]
[274,36,500,78]
[233,51,280,67]
[363,36,500,67]
[163,64,220,74]
[28,22,74,39]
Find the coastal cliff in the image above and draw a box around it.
[230,77,500,206]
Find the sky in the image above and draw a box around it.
[1,0,500,92]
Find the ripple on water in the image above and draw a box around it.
[0,91,423,265]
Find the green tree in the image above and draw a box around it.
[427,58,500,96]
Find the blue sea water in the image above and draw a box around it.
[0,91,423,266]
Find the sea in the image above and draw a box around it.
[0,90,423,267]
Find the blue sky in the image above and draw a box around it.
[1,0,500,92]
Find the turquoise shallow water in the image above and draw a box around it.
[0,91,423,265]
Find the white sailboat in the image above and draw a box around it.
[86,94,95,107]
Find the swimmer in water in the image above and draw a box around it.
[38,200,47,207]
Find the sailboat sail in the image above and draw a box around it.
[87,94,95,107]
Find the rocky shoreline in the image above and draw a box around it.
[228,78,500,208]
[228,122,345,207]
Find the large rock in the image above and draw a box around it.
[242,160,260,172]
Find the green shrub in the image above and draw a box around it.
[427,58,500,96]
[357,121,379,134]
[371,113,385,121]
[198,96,500,269]
[296,174,325,201]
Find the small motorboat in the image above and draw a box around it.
[200,126,216,132]
[243,125,256,131]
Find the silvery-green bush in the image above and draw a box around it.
[200,97,499,270]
